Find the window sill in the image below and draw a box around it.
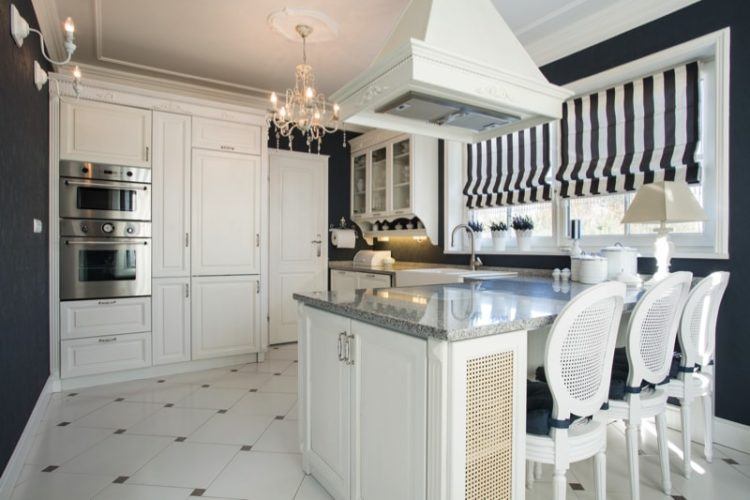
[443,246,729,260]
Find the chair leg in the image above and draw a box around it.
[593,450,606,500]
[655,412,672,495]
[534,460,543,480]
[626,421,641,500]
[702,393,714,463]
[526,460,534,489]
[637,422,643,452]
[681,401,692,478]
[553,467,568,500]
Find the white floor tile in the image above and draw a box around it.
[189,413,274,446]
[241,360,294,374]
[266,349,298,361]
[127,407,217,437]
[14,464,37,486]
[230,392,297,417]
[253,420,300,454]
[282,363,298,377]
[129,442,239,489]
[286,401,299,421]
[161,368,233,385]
[93,483,193,500]
[59,434,173,476]
[294,476,333,500]
[715,443,750,464]
[42,394,114,425]
[123,383,197,404]
[174,387,247,410]
[11,471,114,500]
[72,401,163,430]
[205,451,304,500]
[25,426,113,465]
[259,375,298,394]
[75,380,155,399]
[210,372,273,390]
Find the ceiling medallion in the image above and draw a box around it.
[268,24,343,152]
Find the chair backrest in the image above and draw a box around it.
[626,272,692,387]
[678,271,730,369]
[544,281,626,422]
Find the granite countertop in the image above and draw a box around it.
[294,276,646,342]
[328,260,551,277]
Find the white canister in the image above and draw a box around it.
[572,255,609,284]
[601,243,639,279]
[491,231,507,251]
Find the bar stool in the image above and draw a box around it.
[526,281,626,500]
[667,271,730,477]
[604,272,692,500]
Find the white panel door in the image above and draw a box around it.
[351,320,426,500]
[192,117,261,155]
[191,149,261,275]
[60,297,151,340]
[191,275,259,359]
[152,277,191,365]
[303,307,351,500]
[330,270,359,292]
[269,151,328,344]
[152,112,191,277]
[60,98,152,168]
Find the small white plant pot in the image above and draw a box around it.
[473,233,483,251]
[515,230,533,251]
[491,231,507,251]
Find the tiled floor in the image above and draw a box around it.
[11,343,750,500]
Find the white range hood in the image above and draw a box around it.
[331,0,573,143]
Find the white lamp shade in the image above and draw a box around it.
[621,181,707,224]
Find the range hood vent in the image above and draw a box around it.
[332,0,573,142]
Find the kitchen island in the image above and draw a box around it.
[293,277,644,500]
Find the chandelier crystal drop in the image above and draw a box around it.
[268,24,344,152]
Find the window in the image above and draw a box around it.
[445,29,729,258]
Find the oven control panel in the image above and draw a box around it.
[60,219,151,238]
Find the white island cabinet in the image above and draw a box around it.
[298,304,526,500]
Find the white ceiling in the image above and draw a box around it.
[41,0,698,98]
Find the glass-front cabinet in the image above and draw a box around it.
[370,146,388,214]
[391,139,411,213]
[352,152,367,216]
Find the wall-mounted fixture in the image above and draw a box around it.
[9,4,80,91]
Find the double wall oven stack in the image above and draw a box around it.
[59,161,152,301]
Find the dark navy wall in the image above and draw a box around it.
[327,1,749,425]
[0,0,52,473]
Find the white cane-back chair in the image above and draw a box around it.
[667,271,730,477]
[605,271,692,500]
[526,281,626,500]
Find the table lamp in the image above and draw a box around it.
[621,181,707,284]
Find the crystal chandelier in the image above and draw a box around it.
[268,24,344,152]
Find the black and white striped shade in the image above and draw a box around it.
[557,61,701,198]
[463,123,553,208]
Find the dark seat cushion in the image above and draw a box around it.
[527,380,553,436]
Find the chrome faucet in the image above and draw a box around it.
[450,224,483,271]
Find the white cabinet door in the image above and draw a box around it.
[330,270,359,291]
[350,320,426,500]
[191,275,259,359]
[152,112,191,277]
[60,297,151,340]
[192,117,261,155]
[60,99,152,168]
[356,273,391,289]
[301,307,351,500]
[61,332,151,378]
[152,277,191,365]
[191,149,261,275]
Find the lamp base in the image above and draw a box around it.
[644,222,674,287]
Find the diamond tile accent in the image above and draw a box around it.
[724,458,740,465]
[57,422,70,427]
[241,445,252,451]
[164,403,174,407]
[115,398,125,402]
[217,409,228,414]
[275,415,284,420]
[113,476,129,484]
[42,466,58,472]
[191,488,206,496]
[175,437,187,442]
[114,429,126,434]
[570,483,584,491]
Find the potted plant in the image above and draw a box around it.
[490,221,508,251]
[467,221,484,250]
[511,215,534,251]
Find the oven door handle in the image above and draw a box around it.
[63,179,149,191]
[63,239,150,246]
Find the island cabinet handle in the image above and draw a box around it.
[345,334,355,365]
[337,332,347,362]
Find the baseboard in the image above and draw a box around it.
[666,404,750,455]
[0,377,55,498]
[59,353,259,391]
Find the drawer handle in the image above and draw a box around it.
[98,337,117,343]
[220,145,235,151]
[98,300,116,305]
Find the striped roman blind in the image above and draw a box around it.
[463,123,553,208]
[557,61,701,198]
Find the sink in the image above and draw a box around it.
[395,268,517,286]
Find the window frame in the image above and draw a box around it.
[443,28,730,260]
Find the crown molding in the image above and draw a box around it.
[524,0,702,66]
